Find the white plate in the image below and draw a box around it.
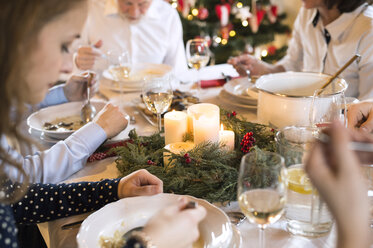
[102,63,172,92]
[219,90,257,110]
[77,193,234,248]
[27,100,106,140]
[223,78,258,101]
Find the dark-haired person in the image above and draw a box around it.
[0,0,206,247]
[228,0,373,99]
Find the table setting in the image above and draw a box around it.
[33,62,373,248]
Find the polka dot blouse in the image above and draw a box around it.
[0,178,120,248]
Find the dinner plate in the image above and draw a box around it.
[101,63,172,92]
[77,193,236,248]
[219,90,257,110]
[27,100,106,140]
[223,78,258,102]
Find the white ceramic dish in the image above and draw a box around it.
[219,90,257,110]
[223,78,258,101]
[101,63,172,91]
[77,193,237,248]
[27,100,106,140]
[255,72,347,128]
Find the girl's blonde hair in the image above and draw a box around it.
[0,0,86,203]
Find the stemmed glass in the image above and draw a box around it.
[186,38,210,91]
[238,150,287,248]
[106,50,131,108]
[309,90,346,128]
[142,76,173,132]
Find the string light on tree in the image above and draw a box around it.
[242,20,248,27]
[236,2,243,8]
[221,39,228,45]
[229,30,236,37]
[261,49,268,57]
[187,14,193,20]
[191,8,199,16]
[215,36,222,43]
[170,0,177,8]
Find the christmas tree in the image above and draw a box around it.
[172,0,291,64]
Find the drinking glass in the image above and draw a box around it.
[186,38,210,90]
[309,90,346,128]
[142,76,173,132]
[276,126,333,236]
[106,50,131,107]
[237,150,287,248]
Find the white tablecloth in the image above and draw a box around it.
[38,64,338,248]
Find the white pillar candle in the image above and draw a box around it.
[164,111,188,145]
[187,103,220,145]
[163,142,195,167]
[219,124,235,151]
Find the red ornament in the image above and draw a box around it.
[267,45,277,56]
[198,7,209,20]
[240,131,256,153]
[256,9,265,25]
[215,4,231,26]
[271,5,278,18]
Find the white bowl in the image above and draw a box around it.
[77,193,235,248]
[27,100,106,140]
[102,63,172,91]
[255,72,347,128]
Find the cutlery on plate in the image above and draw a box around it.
[81,73,97,123]
[226,211,246,226]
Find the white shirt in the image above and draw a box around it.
[79,0,188,74]
[278,4,373,99]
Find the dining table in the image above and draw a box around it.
[35,64,341,248]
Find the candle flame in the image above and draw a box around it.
[220,124,224,131]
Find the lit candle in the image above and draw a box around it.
[187,103,220,145]
[219,124,235,151]
[164,111,188,145]
[163,142,195,167]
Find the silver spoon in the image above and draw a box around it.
[81,73,97,123]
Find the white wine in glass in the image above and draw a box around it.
[186,38,210,90]
[238,150,286,248]
[142,76,173,132]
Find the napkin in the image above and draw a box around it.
[88,139,132,162]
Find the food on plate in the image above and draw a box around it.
[109,66,131,81]
[43,116,84,132]
[99,230,126,248]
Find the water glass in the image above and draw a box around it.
[276,126,333,236]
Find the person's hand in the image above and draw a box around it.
[305,121,370,248]
[93,103,128,138]
[347,101,373,132]
[75,40,103,70]
[63,72,98,102]
[227,54,271,77]
[143,197,206,248]
[117,169,163,198]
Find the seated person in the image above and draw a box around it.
[74,0,188,74]
[229,0,373,99]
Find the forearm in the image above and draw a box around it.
[12,179,120,224]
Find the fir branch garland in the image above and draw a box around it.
[113,111,276,203]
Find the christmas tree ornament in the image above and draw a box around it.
[198,7,209,20]
[266,5,278,23]
[267,45,277,55]
[232,6,252,23]
[215,3,231,26]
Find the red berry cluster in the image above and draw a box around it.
[227,111,237,118]
[240,132,256,153]
[147,160,156,165]
[184,153,192,164]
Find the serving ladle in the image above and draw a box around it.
[81,73,97,123]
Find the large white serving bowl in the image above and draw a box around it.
[77,193,237,248]
[255,72,347,128]
[27,100,106,140]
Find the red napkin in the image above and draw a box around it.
[200,78,227,88]
[200,76,240,89]
[88,139,132,162]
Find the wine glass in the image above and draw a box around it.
[309,90,346,128]
[238,150,287,248]
[142,76,173,132]
[106,50,131,108]
[186,38,210,91]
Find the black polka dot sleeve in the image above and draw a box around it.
[11,179,120,224]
